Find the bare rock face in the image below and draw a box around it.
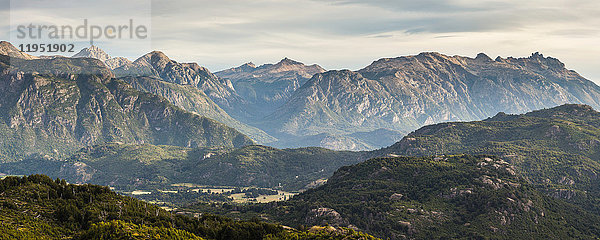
[216,58,325,118]
[72,45,111,62]
[305,207,349,226]
[121,75,276,144]
[113,51,250,120]
[266,52,600,141]
[104,57,132,69]
[59,161,96,183]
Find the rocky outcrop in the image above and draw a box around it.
[305,207,349,226]
[104,57,131,69]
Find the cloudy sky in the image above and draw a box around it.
[2,0,600,82]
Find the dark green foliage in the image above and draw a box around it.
[239,155,600,240]
[0,175,379,239]
[78,220,203,240]
[378,104,600,212]
[241,188,279,198]
[0,143,364,191]
[183,145,365,190]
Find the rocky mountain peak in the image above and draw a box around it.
[241,62,256,68]
[0,41,38,60]
[531,52,544,59]
[131,51,172,71]
[276,57,302,66]
[72,45,111,62]
[0,41,17,53]
[493,52,566,70]
[416,52,448,60]
[267,58,325,75]
[475,53,492,62]
[71,45,131,69]
[104,57,132,69]
[139,51,170,62]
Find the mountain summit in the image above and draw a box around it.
[72,45,131,69]
[72,45,111,61]
[0,41,38,60]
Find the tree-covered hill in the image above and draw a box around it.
[377,104,600,212]
[0,175,378,240]
[253,155,600,239]
[0,143,364,191]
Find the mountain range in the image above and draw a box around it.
[4,104,600,239]
[259,155,600,239]
[3,40,600,239]
[148,104,600,240]
[43,43,600,151]
[266,52,600,139]
[215,58,325,119]
[0,42,252,162]
[377,104,600,213]
[0,143,364,191]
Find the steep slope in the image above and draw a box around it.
[263,155,600,239]
[0,53,253,162]
[378,104,600,212]
[0,143,364,191]
[267,53,600,150]
[113,51,250,119]
[73,45,274,143]
[122,76,276,143]
[262,69,408,150]
[216,58,325,118]
[0,175,378,239]
[71,45,132,69]
[359,52,600,122]
[72,45,111,61]
[0,41,38,60]
[268,70,405,135]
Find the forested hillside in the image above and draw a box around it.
[378,104,600,213]
[236,155,600,239]
[0,175,378,240]
[0,143,364,191]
